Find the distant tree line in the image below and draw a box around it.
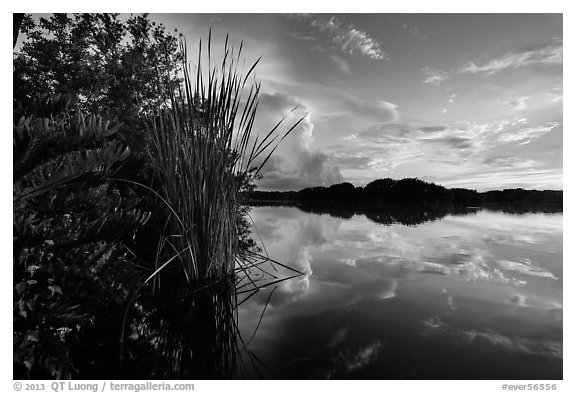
[246,177,563,207]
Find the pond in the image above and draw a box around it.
[237,204,563,379]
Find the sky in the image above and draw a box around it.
[48,13,568,191]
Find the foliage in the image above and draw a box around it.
[13,13,183,151]
[146,35,303,284]
[247,177,563,207]
[13,15,303,378]
[13,93,150,378]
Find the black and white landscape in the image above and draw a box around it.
[13,13,562,381]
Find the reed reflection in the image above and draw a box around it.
[117,278,239,379]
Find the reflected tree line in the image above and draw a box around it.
[291,202,560,226]
[247,177,562,227]
[247,178,562,224]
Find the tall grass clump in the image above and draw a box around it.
[146,33,302,285]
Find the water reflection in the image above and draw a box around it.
[250,201,562,227]
[240,205,562,379]
[118,278,241,379]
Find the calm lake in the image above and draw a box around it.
[238,205,563,379]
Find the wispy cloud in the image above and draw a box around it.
[293,15,388,60]
[437,168,563,190]
[325,117,560,181]
[338,97,399,122]
[458,39,562,75]
[422,67,450,86]
[421,39,562,86]
[402,23,427,40]
[327,123,443,171]
[483,156,537,168]
[287,31,315,41]
[329,55,352,75]
[497,122,559,145]
[441,93,458,114]
[423,136,474,150]
[502,96,529,111]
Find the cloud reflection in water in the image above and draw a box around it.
[240,206,562,379]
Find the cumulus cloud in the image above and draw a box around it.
[248,209,344,308]
[255,91,344,190]
[293,14,388,60]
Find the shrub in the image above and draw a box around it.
[13,93,150,378]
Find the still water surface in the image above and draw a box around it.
[238,205,563,379]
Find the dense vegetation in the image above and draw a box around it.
[14,13,182,152]
[13,13,298,379]
[247,178,563,207]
